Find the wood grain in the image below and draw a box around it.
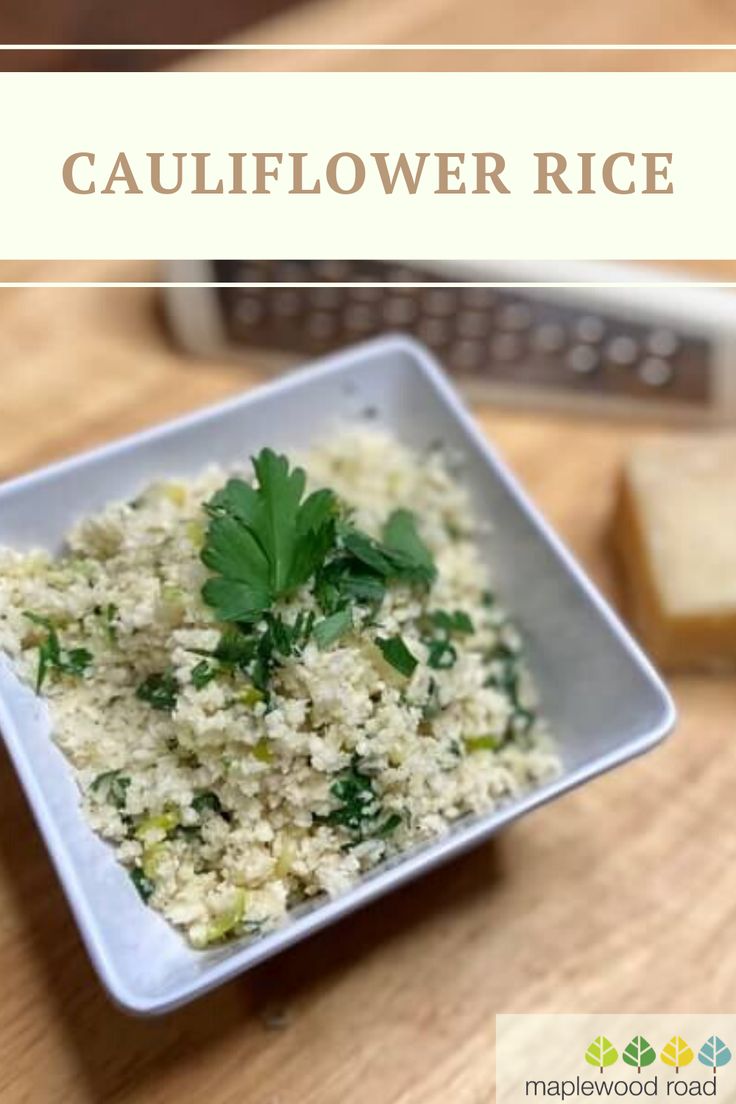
[2,6,736,1101]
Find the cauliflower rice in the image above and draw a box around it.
[0,427,559,948]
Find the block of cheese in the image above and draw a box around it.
[614,433,736,670]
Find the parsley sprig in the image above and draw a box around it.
[198,449,437,692]
[201,451,436,628]
[201,449,337,622]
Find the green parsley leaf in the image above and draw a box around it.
[191,660,218,690]
[314,557,385,615]
[23,612,92,693]
[201,515,271,592]
[418,608,473,672]
[426,638,457,670]
[375,812,402,837]
[317,759,378,833]
[130,866,154,902]
[382,509,436,585]
[340,513,435,589]
[376,635,418,678]
[198,612,314,698]
[341,528,399,577]
[91,769,131,809]
[313,607,352,650]
[213,627,257,669]
[64,647,93,677]
[251,449,307,593]
[201,450,337,623]
[484,649,523,706]
[192,790,223,815]
[136,671,178,712]
[201,575,271,625]
[207,477,261,527]
[291,488,338,586]
[315,757,402,842]
[429,609,474,635]
[266,610,314,657]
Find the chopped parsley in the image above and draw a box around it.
[191,660,218,690]
[91,769,131,809]
[376,635,418,678]
[426,638,457,670]
[23,612,92,693]
[484,645,523,704]
[483,641,538,740]
[315,757,402,842]
[420,608,475,671]
[428,609,474,636]
[313,607,352,650]
[130,866,154,902]
[375,812,402,837]
[136,671,178,712]
[266,610,314,658]
[314,556,385,616]
[192,790,224,816]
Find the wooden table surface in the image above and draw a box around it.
[3,5,736,1102]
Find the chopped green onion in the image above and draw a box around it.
[464,735,501,753]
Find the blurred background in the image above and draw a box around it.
[0,0,297,69]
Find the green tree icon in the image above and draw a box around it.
[585,1037,619,1073]
[622,1037,657,1074]
[661,1037,694,1074]
[698,1037,732,1074]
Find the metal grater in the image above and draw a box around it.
[166,260,736,421]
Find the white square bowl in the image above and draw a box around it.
[0,336,675,1014]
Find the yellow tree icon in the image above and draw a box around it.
[661,1037,695,1074]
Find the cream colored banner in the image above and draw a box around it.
[0,71,730,259]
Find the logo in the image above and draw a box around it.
[583,1036,732,1076]
[497,1014,736,1104]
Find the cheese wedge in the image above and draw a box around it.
[614,434,736,670]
